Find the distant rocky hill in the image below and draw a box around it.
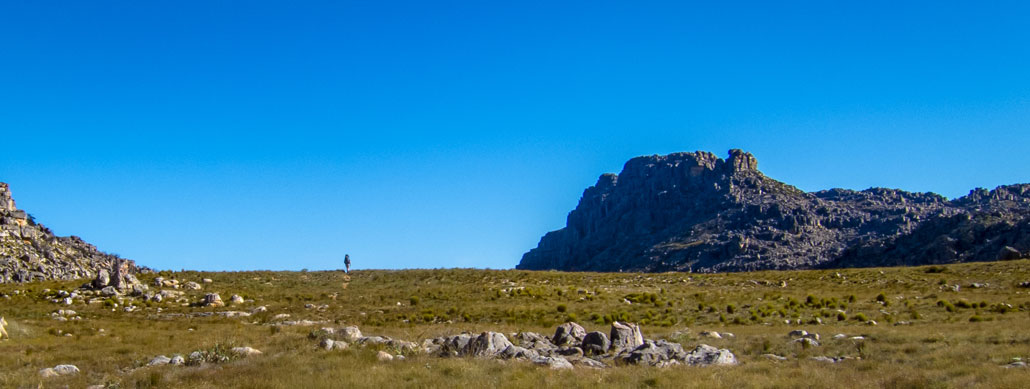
[1,182,145,283]
[518,150,1030,272]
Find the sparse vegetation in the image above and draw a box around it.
[2,260,1030,387]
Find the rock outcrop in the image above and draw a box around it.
[1,183,147,283]
[518,150,1030,272]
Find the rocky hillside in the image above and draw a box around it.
[518,150,1030,272]
[0,182,145,283]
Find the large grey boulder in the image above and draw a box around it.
[582,331,611,355]
[340,326,362,342]
[685,344,737,366]
[466,332,514,357]
[621,340,687,366]
[92,270,111,289]
[441,334,474,356]
[512,332,557,353]
[498,345,540,360]
[610,322,644,352]
[531,355,574,370]
[148,355,172,366]
[552,322,587,346]
[202,293,224,307]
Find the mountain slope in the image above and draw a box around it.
[517,150,1029,272]
[0,182,145,282]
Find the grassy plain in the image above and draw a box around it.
[3,260,1030,388]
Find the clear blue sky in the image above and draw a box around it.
[1,1,1028,271]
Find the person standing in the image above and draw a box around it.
[344,254,351,274]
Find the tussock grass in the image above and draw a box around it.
[2,260,1030,387]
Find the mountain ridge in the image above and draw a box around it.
[1,182,146,283]
[518,150,1029,272]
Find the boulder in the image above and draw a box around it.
[340,326,363,342]
[170,355,185,365]
[685,344,737,366]
[794,338,820,347]
[999,246,1023,261]
[100,286,118,297]
[467,332,514,357]
[498,345,540,360]
[512,332,557,353]
[439,333,473,356]
[377,350,394,362]
[183,281,203,290]
[621,339,687,366]
[230,295,245,304]
[231,347,262,357]
[92,270,110,289]
[699,331,722,339]
[552,322,587,346]
[609,322,644,352]
[148,355,172,366]
[531,355,574,370]
[320,338,336,351]
[581,331,610,355]
[202,293,224,307]
[787,330,808,338]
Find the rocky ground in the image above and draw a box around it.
[3,261,1030,388]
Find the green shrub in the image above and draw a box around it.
[556,304,567,313]
[409,296,420,306]
[837,312,847,321]
[853,313,869,322]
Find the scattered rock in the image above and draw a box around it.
[183,281,203,290]
[552,322,587,346]
[230,295,245,304]
[685,344,737,366]
[610,321,644,352]
[231,347,262,357]
[763,354,788,361]
[794,338,820,347]
[202,293,224,307]
[699,331,722,339]
[531,355,574,369]
[340,326,363,342]
[170,355,185,365]
[788,330,808,338]
[202,278,213,284]
[100,286,118,297]
[467,332,514,358]
[39,364,79,378]
[622,340,687,366]
[376,350,394,362]
[149,355,172,366]
[581,331,610,356]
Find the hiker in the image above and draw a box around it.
[344,254,351,274]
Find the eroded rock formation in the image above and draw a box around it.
[518,150,1030,272]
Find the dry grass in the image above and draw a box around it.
[3,260,1030,388]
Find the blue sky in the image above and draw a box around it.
[1,1,1028,271]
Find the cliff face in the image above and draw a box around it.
[0,183,145,283]
[517,150,1030,272]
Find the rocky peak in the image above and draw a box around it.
[726,149,758,172]
[1,182,147,283]
[518,150,1030,273]
[0,183,15,212]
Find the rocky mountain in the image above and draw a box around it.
[1,182,146,283]
[518,150,1030,273]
